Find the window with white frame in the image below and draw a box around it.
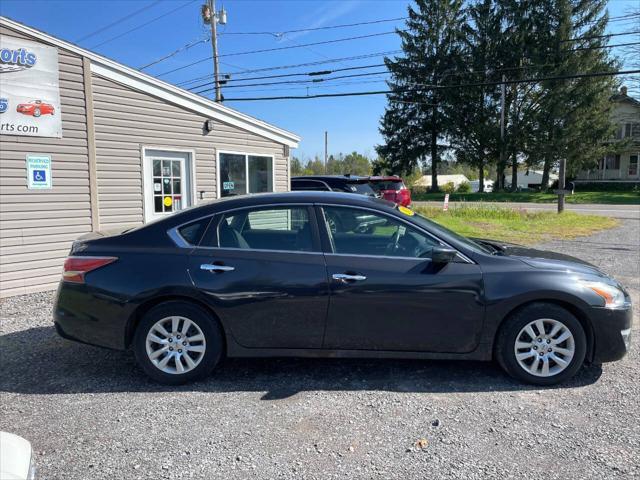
[219,152,274,197]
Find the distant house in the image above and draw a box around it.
[414,174,470,189]
[505,170,559,190]
[575,86,640,183]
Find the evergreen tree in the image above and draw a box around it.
[449,0,501,193]
[376,0,467,190]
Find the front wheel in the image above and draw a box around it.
[33,108,41,117]
[496,303,587,386]
[133,301,224,384]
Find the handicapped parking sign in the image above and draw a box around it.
[26,154,52,189]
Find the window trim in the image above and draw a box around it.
[216,149,276,198]
[629,153,639,177]
[316,203,474,264]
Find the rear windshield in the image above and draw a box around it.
[344,182,377,196]
[369,180,404,191]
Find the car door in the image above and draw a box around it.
[318,205,484,353]
[188,204,329,349]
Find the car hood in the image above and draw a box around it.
[473,238,606,277]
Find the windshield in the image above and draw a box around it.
[408,209,493,255]
[345,182,377,196]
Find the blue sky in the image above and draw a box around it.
[1,0,637,160]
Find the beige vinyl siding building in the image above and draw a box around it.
[0,17,300,298]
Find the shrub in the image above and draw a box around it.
[456,181,472,193]
[441,182,456,194]
[410,186,428,196]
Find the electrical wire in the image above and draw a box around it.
[175,50,404,86]
[156,31,402,77]
[220,69,640,101]
[218,16,408,37]
[90,0,199,49]
[75,0,162,42]
[193,70,390,93]
[139,36,210,70]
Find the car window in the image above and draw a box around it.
[369,180,404,192]
[216,207,316,252]
[322,206,441,258]
[177,218,210,245]
[342,182,377,196]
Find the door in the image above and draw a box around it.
[319,206,485,353]
[143,149,194,222]
[189,205,329,349]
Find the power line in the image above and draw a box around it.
[90,0,199,49]
[140,36,209,70]
[76,0,162,43]
[156,31,402,77]
[221,69,640,101]
[175,50,403,86]
[564,29,640,42]
[218,16,408,37]
[193,70,390,93]
[187,63,386,90]
[187,40,640,91]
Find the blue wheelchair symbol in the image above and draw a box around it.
[33,170,46,182]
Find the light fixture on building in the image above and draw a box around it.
[204,119,214,132]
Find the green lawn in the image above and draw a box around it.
[412,190,640,205]
[413,205,619,245]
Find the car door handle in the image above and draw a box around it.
[200,263,235,273]
[332,273,367,282]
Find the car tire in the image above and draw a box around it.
[496,303,587,386]
[33,108,41,117]
[133,301,224,385]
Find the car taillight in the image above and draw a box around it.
[397,188,411,206]
[62,256,117,284]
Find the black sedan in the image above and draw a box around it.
[54,192,633,385]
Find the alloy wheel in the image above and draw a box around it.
[513,318,576,377]
[145,316,207,374]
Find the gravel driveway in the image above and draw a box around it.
[1,216,638,480]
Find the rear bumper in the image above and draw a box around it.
[590,304,634,363]
[53,282,130,350]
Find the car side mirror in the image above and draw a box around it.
[431,246,458,264]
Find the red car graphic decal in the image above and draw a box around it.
[16,100,55,117]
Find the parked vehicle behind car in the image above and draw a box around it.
[54,192,632,386]
[367,176,411,206]
[291,174,378,196]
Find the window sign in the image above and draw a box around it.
[26,154,52,189]
[0,37,62,138]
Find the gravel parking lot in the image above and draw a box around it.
[1,215,639,480]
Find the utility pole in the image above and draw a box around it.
[557,157,566,213]
[324,130,328,174]
[202,0,226,102]
[498,74,506,191]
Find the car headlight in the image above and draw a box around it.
[579,280,628,309]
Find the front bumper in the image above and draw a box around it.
[590,304,633,363]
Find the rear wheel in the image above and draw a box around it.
[496,303,587,385]
[133,301,223,384]
[33,108,41,117]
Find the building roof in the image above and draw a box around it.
[414,174,469,187]
[0,16,301,148]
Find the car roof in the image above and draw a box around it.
[157,191,395,228]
